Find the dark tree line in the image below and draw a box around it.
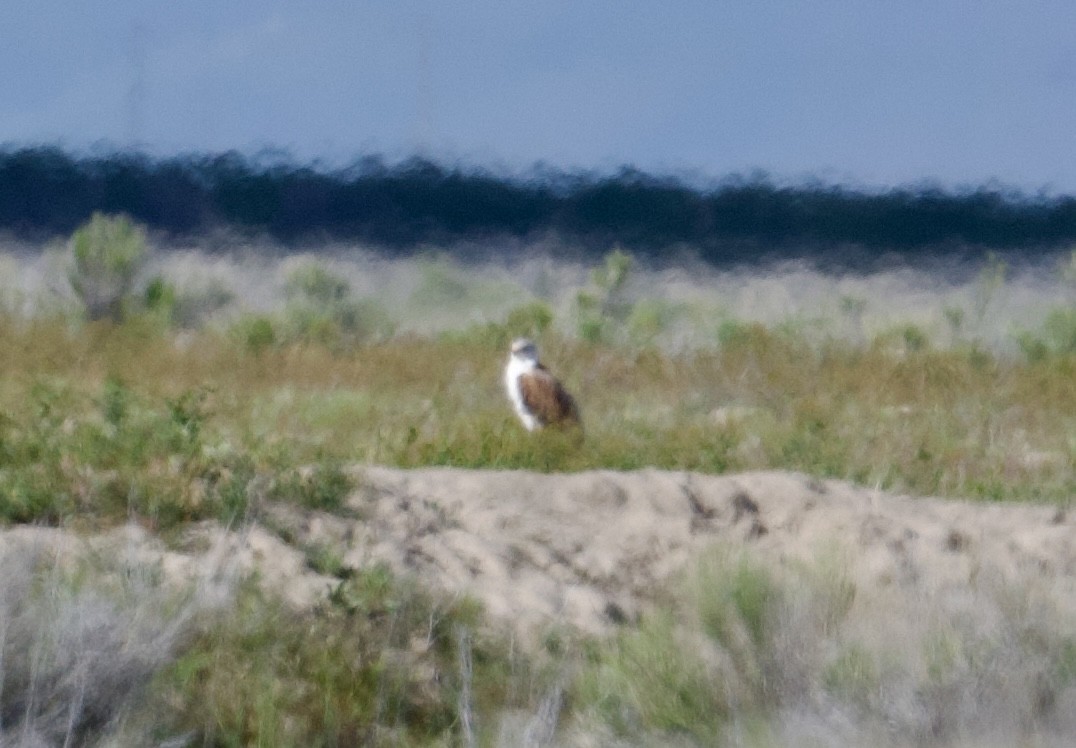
[2,146,1074,266]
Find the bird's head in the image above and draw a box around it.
[509,337,539,364]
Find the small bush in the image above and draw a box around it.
[268,460,354,512]
[68,212,150,322]
[576,612,726,739]
[143,274,177,319]
[575,248,635,343]
[1043,307,1076,354]
[575,552,781,741]
[145,275,235,329]
[1016,307,1076,362]
[505,300,554,339]
[158,568,517,746]
[696,554,778,651]
[872,323,932,355]
[0,380,282,528]
[280,262,395,348]
[626,298,681,344]
[233,314,277,353]
[0,543,210,747]
[412,254,470,308]
[716,318,772,349]
[284,263,351,305]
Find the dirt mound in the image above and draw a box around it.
[271,467,1076,640]
[6,468,1073,642]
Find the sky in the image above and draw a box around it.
[3,2,1076,193]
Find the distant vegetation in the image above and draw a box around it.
[3,146,1076,266]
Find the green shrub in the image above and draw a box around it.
[626,298,680,344]
[1016,307,1076,362]
[822,644,879,701]
[717,319,772,349]
[973,252,1007,324]
[412,254,470,308]
[591,247,633,302]
[68,213,150,322]
[143,275,177,318]
[505,300,554,339]
[1043,307,1076,354]
[696,555,777,650]
[574,292,606,343]
[575,248,635,343]
[575,552,782,741]
[233,314,277,353]
[0,380,267,528]
[139,275,237,330]
[1017,331,1051,363]
[577,612,726,739]
[282,298,394,348]
[159,569,514,746]
[280,263,394,348]
[839,294,868,338]
[268,460,353,512]
[872,323,932,354]
[284,263,351,305]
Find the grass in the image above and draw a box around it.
[0,330,358,530]
[154,569,497,746]
[569,547,1076,746]
[0,236,1072,744]
[0,534,217,746]
[0,316,1069,528]
[0,535,543,747]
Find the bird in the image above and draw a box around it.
[504,338,581,431]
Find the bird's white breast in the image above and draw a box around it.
[504,356,540,430]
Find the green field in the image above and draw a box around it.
[0,218,1073,745]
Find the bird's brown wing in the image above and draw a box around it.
[518,366,580,428]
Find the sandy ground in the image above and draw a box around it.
[339,468,1076,637]
[5,467,1073,640]
[254,467,1075,641]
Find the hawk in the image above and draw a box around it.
[504,338,581,431]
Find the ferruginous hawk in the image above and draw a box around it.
[504,338,581,431]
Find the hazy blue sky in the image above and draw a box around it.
[3,2,1075,192]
